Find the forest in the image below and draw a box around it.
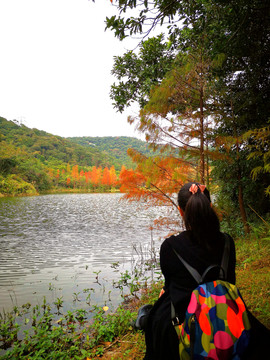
[103,0,270,236]
[0,117,150,195]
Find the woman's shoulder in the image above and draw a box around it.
[161,231,235,261]
[163,231,188,242]
[161,231,191,252]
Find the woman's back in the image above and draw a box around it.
[160,230,236,322]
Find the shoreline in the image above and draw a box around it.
[0,188,121,198]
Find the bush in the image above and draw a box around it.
[0,175,37,196]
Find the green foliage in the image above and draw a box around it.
[105,1,184,40]
[212,143,270,219]
[110,34,174,112]
[90,306,135,346]
[220,215,245,239]
[68,136,155,170]
[0,141,19,174]
[1,304,90,359]
[0,292,131,359]
[0,174,37,196]
[245,124,270,196]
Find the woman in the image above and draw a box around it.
[143,182,236,360]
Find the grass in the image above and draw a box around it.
[234,226,270,327]
[87,282,163,360]
[1,221,269,359]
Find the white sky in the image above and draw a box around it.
[0,0,143,139]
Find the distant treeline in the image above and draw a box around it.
[67,136,155,170]
[0,117,150,196]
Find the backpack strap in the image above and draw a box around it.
[220,233,230,280]
[172,248,202,284]
[201,234,231,281]
[171,233,231,284]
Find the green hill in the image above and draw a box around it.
[67,136,154,169]
[0,117,152,196]
[0,117,116,168]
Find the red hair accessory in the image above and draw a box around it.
[198,184,206,193]
[189,184,198,194]
[189,183,206,195]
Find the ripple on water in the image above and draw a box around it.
[0,193,180,310]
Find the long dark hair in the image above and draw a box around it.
[178,182,220,250]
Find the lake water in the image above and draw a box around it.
[0,193,180,313]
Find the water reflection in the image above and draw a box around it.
[0,193,180,311]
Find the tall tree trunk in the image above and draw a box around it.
[231,100,250,234]
[237,171,250,234]
[199,85,205,184]
[235,142,250,234]
[206,138,210,188]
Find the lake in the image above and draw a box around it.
[0,193,180,313]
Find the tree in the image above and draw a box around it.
[111,34,174,112]
[71,165,79,188]
[106,0,185,41]
[120,150,191,204]
[110,165,118,187]
[130,44,218,183]
[245,124,270,197]
[90,166,99,185]
[119,149,193,229]
[0,141,18,174]
[106,0,270,225]
[102,167,111,186]
[106,0,270,141]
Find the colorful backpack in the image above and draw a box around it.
[171,235,251,360]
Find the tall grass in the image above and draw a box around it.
[234,220,270,327]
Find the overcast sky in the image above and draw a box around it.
[0,0,143,139]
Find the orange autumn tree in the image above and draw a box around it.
[97,167,102,185]
[84,171,89,184]
[90,166,100,187]
[128,48,217,185]
[110,165,118,187]
[101,166,118,188]
[119,149,194,230]
[101,167,111,186]
[71,165,79,188]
